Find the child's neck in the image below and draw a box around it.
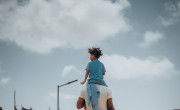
[92,58,98,61]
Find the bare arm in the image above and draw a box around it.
[81,70,89,84]
[76,97,85,109]
[107,98,115,110]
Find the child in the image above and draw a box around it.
[81,47,107,86]
[80,47,107,110]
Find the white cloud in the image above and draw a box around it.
[0,62,10,86]
[61,65,81,76]
[101,54,179,80]
[164,1,180,18]
[159,17,175,26]
[139,31,164,48]
[0,77,11,85]
[0,0,131,54]
[160,1,180,26]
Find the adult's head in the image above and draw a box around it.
[76,84,115,110]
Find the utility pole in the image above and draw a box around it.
[14,90,17,110]
[57,79,78,110]
[14,90,16,106]
[57,86,59,110]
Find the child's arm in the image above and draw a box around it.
[81,70,89,85]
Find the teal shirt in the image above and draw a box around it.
[85,59,106,80]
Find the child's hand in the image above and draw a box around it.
[81,81,86,85]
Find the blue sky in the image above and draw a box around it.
[0,0,180,110]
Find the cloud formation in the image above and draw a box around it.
[60,54,179,80]
[160,1,180,26]
[0,0,131,54]
[139,31,164,48]
[0,77,11,86]
[101,54,179,80]
[0,62,10,86]
[61,65,81,76]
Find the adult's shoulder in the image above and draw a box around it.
[106,87,112,94]
[106,87,112,99]
[96,85,111,92]
[103,85,112,95]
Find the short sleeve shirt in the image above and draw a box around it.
[79,84,112,110]
[85,59,106,80]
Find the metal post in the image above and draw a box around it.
[14,90,16,110]
[14,90,16,107]
[57,79,78,110]
[57,86,59,110]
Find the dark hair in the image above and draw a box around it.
[88,47,103,58]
